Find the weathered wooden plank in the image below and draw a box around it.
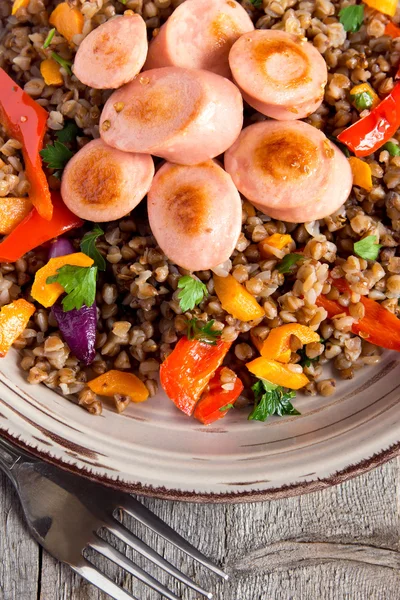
[1,458,400,600]
[0,471,39,600]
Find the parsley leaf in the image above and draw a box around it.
[339,4,364,33]
[46,265,98,312]
[350,90,373,111]
[40,140,73,170]
[354,235,382,261]
[177,275,208,312]
[248,379,299,422]
[43,28,55,49]
[219,403,234,412]
[278,253,304,274]
[56,121,80,144]
[51,51,72,75]
[80,225,106,271]
[382,141,400,156]
[186,318,221,345]
[248,0,263,7]
[298,337,325,368]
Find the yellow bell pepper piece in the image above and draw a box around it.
[348,157,373,192]
[0,299,35,357]
[12,0,29,15]
[363,0,397,17]
[40,58,64,86]
[260,324,321,362]
[49,2,84,43]
[0,197,32,235]
[259,233,293,258]
[213,274,265,322]
[31,252,93,308]
[350,83,379,112]
[88,370,149,403]
[247,357,309,390]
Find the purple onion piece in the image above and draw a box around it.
[52,301,97,365]
[48,237,75,259]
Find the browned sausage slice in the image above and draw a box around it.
[73,14,148,89]
[229,30,328,120]
[145,0,254,79]
[100,67,243,165]
[148,161,242,271]
[61,139,154,222]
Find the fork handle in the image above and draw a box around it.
[0,435,24,473]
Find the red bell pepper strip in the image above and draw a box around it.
[0,68,52,220]
[193,367,243,425]
[0,191,82,263]
[160,337,231,416]
[316,278,400,351]
[337,83,400,157]
[385,21,400,39]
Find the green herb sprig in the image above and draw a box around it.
[186,318,221,345]
[47,265,98,312]
[248,379,299,422]
[278,253,304,274]
[40,140,73,171]
[353,235,382,261]
[80,225,106,271]
[43,28,56,49]
[339,5,364,33]
[177,275,208,312]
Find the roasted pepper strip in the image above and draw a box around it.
[363,0,397,17]
[160,337,231,416]
[337,83,400,157]
[259,324,321,362]
[88,370,149,403]
[0,197,32,234]
[259,233,293,258]
[0,299,35,357]
[213,274,265,322]
[348,157,373,191]
[0,191,82,263]
[31,252,93,308]
[316,278,400,351]
[385,21,400,38]
[246,357,309,390]
[193,367,243,425]
[0,68,52,220]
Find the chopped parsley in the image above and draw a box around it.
[186,318,221,345]
[51,51,72,75]
[248,379,299,422]
[43,28,55,49]
[339,4,364,33]
[350,90,374,111]
[219,403,235,412]
[56,121,80,144]
[278,253,304,274]
[46,265,98,312]
[177,275,208,312]
[382,141,400,156]
[248,0,263,7]
[354,235,382,261]
[40,140,73,171]
[80,225,106,271]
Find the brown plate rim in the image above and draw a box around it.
[1,426,399,503]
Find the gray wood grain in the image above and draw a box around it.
[1,459,400,600]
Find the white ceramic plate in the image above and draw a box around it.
[0,348,399,502]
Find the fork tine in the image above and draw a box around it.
[91,535,182,600]
[119,496,228,580]
[108,519,213,599]
[72,559,139,600]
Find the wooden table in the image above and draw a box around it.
[1,459,399,600]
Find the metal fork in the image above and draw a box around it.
[0,436,227,600]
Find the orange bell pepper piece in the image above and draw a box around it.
[316,278,400,351]
[363,0,396,17]
[259,324,321,363]
[49,3,84,43]
[213,274,265,322]
[246,357,309,389]
[88,370,149,403]
[0,197,32,235]
[193,367,243,425]
[40,58,63,86]
[0,299,35,357]
[31,252,93,308]
[160,337,231,416]
[259,233,293,258]
[348,157,373,192]
[12,0,29,14]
